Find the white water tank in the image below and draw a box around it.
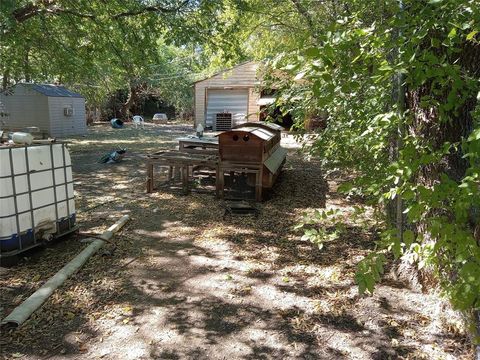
[0,143,77,257]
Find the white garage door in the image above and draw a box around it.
[206,89,248,129]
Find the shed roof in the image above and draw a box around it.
[28,84,84,98]
[0,83,84,98]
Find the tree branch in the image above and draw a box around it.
[44,8,96,19]
[12,0,55,23]
[290,0,319,40]
[112,1,190,19]
[10,0,191,24]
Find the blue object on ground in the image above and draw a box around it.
[99,148,127,163]
[111,118,124,128]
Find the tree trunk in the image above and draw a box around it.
[404,33,480,353]
[122,82,139,119]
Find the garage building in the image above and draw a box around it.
[194,61,264,131]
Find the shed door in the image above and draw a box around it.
[206,89,248,129]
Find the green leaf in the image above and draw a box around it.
[403,230,415,247]
[466,30,478,41]
[365,274,375,293]
[301,234,310,241]
[293,223,304,230]
[467,128,480,141]
[448,28,457,39]
[305,48,320,57]
[379,63,392,72]
[337,182,353,193]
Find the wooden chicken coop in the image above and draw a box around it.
[217,123,286,201]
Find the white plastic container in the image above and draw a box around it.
[0,143,76,256]
[11,132,33,145]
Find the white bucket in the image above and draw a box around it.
[12,132,33,145]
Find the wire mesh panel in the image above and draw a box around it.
[221,170,256,200]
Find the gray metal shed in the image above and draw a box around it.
[0,83,87,138]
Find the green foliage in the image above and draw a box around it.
[250,0,480,314]
[295,209,344,250]
[0,0,244,113]
[356,253,387,294]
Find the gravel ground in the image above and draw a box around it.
[0,122,473,359]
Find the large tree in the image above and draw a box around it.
[0,0,245,115]
[235,0,480,347]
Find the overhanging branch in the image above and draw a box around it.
[112,0,190,19]
[10,0,191,24]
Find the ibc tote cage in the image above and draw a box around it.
[0,142,78,259]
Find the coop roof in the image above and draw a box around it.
[232,127,275,141]
[264,147,287,173]
[234,121,284,132]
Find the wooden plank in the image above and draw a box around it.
[146,162,154,193]
[178,138,219,155]
[217,168,224,198]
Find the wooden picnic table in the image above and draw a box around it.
[178,136,219,155]
[146,150,219,194]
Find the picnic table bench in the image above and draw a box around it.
[146,150,219,194]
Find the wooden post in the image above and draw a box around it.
[182,165,189,194]
[217,167,224,199]
[255,167,263,201]
[146,162,154,193]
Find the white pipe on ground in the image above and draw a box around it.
[1,215,130,328]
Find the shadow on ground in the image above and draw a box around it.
[0,123,471,360]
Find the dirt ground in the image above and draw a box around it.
[0,123,473,359]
